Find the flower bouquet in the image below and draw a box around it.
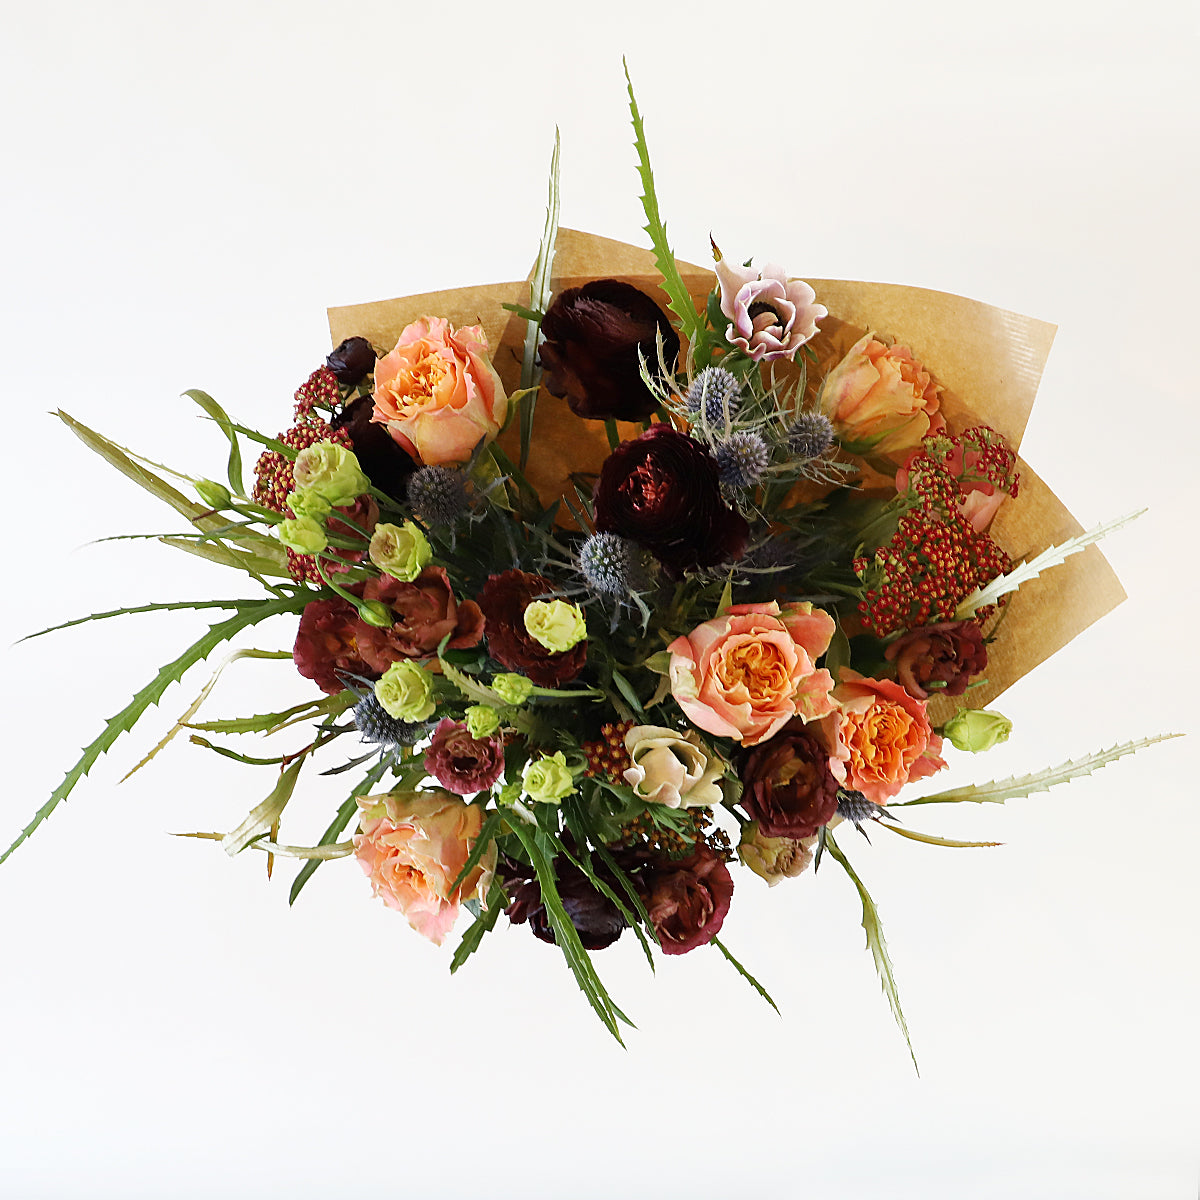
[4,74,1170,1054]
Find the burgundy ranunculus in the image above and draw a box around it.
[593,425,749,578]
[476,570,586,687]
[331,393,416,503]
[639,844,733,955]
[539,279,680,421]
[423,719,505,796]
[738,722,840,839]
[293,596,373,694]
[884,620,987,700]
[356,566,484,672]
[326,336,376,386]
[501,854,627,951]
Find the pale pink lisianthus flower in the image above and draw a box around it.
[667,601,837,747]
[371,317,508,467]
[714,253,826,362]
[353,789,496,945]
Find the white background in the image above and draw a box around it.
[2,2,1197,1197]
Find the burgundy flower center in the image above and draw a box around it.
[621,459,671,510]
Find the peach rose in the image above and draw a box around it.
[371,317,507,467]
[826,670,946,804]
[353,790,496,945]
[820,332,945,459]
[667,601,837,747]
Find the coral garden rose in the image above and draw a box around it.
[820,332,945,458]
[477,570,586,688]
[293,596,372,694]
[828,670,947,804]
[424,719,506,796]
[622,725,724,809]
[714,253,826,363]
[372,316,507,467]
[668,601,837,747]
[639,844,733,955]
[738,721,840,838]
[884,620,987,700]
[593,425,749,578]
[539,279,681,421]
[356,566,484,672]
[353,789,497,945]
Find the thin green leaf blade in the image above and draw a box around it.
[450,880,505,974]
[185,389,244,497]
[711,936,780,1015]
[18,598,252,643]
[221,758,305,856]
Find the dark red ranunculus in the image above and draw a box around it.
[356,566,484,672]
[738,722,840,839]
[639,845,733,955]
[326,336,376,386]
[501,854,627,951]
[593,425,749,578]
[423,719,505,796]
[884,620,987,700]
[293,596,373,694]
[476,570,586,687]
[539,279,680,421]
[331,393,416,503]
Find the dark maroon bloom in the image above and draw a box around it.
[502,854,627,950]
[423,719,505,796]
[326,336,376,386]
[331,393,416,503]
[357,567,484,672]
[476,570,586,687]
[738,723,839,839]
[639,845,733,955]
[884,620,987,700]
[293,597,373,694]
[539,279,680,421]
[593,425,749,577]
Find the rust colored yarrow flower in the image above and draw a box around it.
[638,844,733,955]
[539,279,680,421]
[737,722,840,839]
[424,719,505,795]
[476,570,587,687]
[884,620,988,700]
[593,425,749,578]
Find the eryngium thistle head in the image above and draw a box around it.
[406,466,470,526]
[715,431,770,487]
[788,412,835,459]
[578,532,653,596]
[685,366,742,427]
[836,788,886,827]
[353,691,431,748]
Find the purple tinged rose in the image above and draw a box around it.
[639,845,733,955]
[714,249,826,362]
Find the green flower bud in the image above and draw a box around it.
[276,515,327,555]
[523,599,587,652]
[369,520,432,582]
[491,672,533,706]
[465,704,501,740]
[374,660,436,722]
[943,708,1012,753]
[195,479,232,510]
[358,600,394,629]
[287,487,332,520]
[521,751,577,805]
[495,780,523,807]
[292,439,369,507]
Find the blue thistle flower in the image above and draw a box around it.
[407,466,470,526]
[685,367,742,427]
[715,431,770,487]
[788,412,835,459]
[578,533,653,596]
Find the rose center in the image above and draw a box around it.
[382,353,449,413]
[718,641,788,695]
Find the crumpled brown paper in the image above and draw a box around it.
[328,228,1124,718]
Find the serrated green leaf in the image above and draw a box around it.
[711,936,780,1015]
[877,823,1003,849]
[825,830,919,1074]
[450,879,506,974]
[184,691,352,735]
[623,60,702,348]
[222,758,305,856]
[159,534,291,579]
[448,808,503,897]
[892,734,1181,807]
[185,389,244,497]
[18,598,253,644]
[1,593,310,867]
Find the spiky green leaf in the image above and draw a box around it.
[18,598,254,643]
[711,936,780,1015]
[222,758,305,856]
[450,879,506,974]
[184,691,353,735]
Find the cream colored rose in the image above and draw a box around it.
[737,821,817,886]
[622,725,724,808]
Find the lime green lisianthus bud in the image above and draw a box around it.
[523,599,587,652]
[465,704,501,740]
[491,672,533,706]
[287,487,332,520]
[496,780,523,807]
[195,479,232,510]
[374,660,436,722]
[357,600,394,629]
[292,439,369,507]
[369,520,432,582]
[521,751,577,805]
[276,515,327,555]
[943,708,1012,753]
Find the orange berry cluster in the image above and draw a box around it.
[581,720,635,783]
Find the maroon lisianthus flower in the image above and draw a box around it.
[593,425,749,578]
[501,853,627,951]
[884,620,987,700]
[293,596,373,694]
[476,570,586,687]
[356,566,484,672]
[539,279,680,421]
[423,719,505,796]
[738,722,839,839]
[639,844,733,955]
[331,393,416,503]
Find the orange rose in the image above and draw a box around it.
[820,332,944,459]
[372,317,507,467]
[827,670,946,803]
